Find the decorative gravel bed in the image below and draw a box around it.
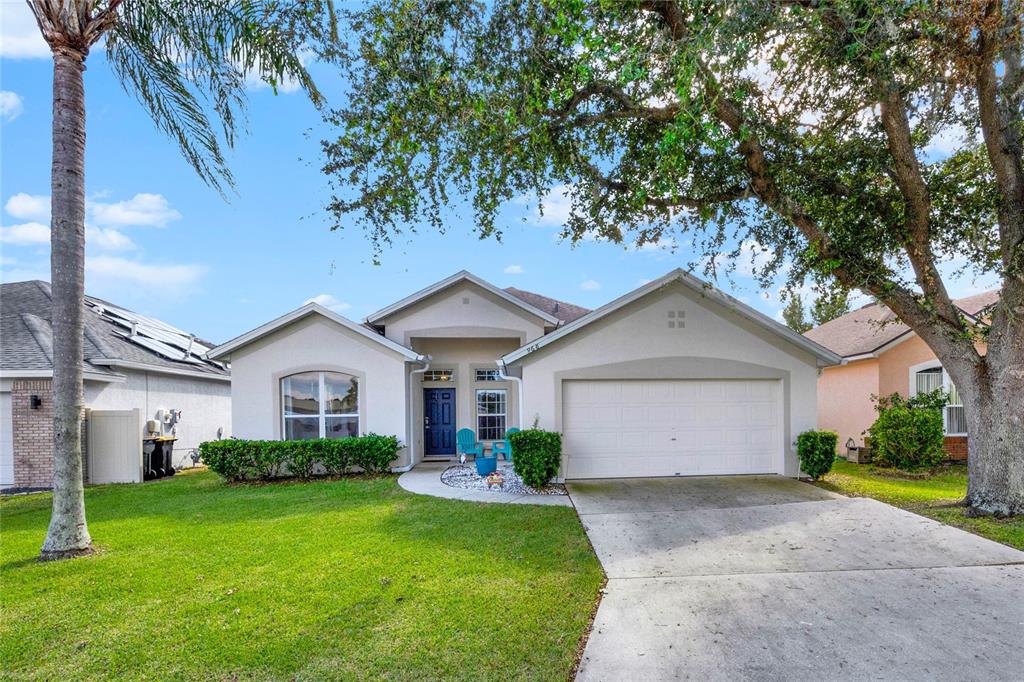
[441,464,567,496]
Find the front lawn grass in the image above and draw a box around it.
[0,470,603,680]
[815,460,1024,551]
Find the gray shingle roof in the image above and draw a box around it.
[1,280,228,379]
[504,287,590,323]
[803,290,1000,358]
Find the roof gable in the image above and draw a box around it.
[1,280,228,380]
[502,269,842,366]
[208,303,423,361]
[803,289,1000,359]
[365,271,561,326]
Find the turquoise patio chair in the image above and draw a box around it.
[456,428,484,460]
[491,427,520,461]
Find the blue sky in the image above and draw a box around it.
[0,2,998,344]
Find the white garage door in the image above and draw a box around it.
[562,379,783,479]
[1,392,13,486]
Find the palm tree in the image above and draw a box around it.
[28,0,332,560]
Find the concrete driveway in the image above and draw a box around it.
[568,476,1024,682]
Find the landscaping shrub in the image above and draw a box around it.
[869,392,946,471]
[509,429,561,488]
[796,430,838,480]
[199,435,401,482]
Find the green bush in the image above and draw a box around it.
[869,393,946,471]
[509,429,561,489]
[198,435,401,482]
[796,430,838,480]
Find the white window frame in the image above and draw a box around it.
[281,371,359,440]
[475,388,507,441]
[474,368,502,382]
[422,368,455,382]
[908,360,966,436]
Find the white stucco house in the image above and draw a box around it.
[209,269,840,479]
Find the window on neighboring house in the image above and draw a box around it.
[476,389,507,440]
[422,369,455,382]
[281,371,359,440]
[475,368,502,382]
[913,366,966,435]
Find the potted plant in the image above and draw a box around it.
[475,452,498,476]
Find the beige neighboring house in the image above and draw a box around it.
[210,269,841,480]
[803,290,999,460]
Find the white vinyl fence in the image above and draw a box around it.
[87,409,143,484]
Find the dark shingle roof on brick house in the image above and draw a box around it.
[1,280,228,379]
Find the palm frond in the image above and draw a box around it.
[105,0,333,192]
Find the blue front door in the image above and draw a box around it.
[424,388,456,456]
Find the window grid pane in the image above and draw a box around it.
[476,389,507,440]
[282,372,320,416]
[915,369,943,395]
[324,374,358,415]
[282,371,359,440]
[475,369,501,382]
[422,369,455,382]
[945,406,967,435]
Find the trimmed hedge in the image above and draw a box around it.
[869,392,946,471]
[199,435,400,482]
[796,430,838,480]
[509,429,561,489]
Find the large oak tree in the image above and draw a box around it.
[323,0,1023,514]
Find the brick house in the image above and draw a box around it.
[803,290,998,461]
[1,281,231,490]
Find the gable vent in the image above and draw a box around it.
[667,310,686,329]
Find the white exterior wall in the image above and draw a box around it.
[379,282,548,346]
[225,315,411,466]
[85,370,231,469]
[410,337,521,457]
[516,282,820,477]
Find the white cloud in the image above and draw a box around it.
[5,193,49,221]
[0,2,50,58]
[0,222,49,244]
[580,279,601,291]
[304,293,352,313]
[86,256,204,290]
[504,264,523,274]
[90,193,182,227]
[0,90,23,121]
[519,184,574,227]
[86,226,136,251]
[244,49,312,94]
[924,124,974,159]
[734,240,776,277]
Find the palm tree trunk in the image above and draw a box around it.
[40,50,92,560]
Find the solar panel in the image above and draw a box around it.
[87,298,222,370]
[115,332,205,364]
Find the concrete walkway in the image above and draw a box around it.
[568,476,1024,682]
[397,462,572,506]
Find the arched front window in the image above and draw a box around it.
[281,371,359,440]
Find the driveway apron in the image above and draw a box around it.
[568,476,1024,682]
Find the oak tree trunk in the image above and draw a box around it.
[959,346,1024,517]
[40,50,92,560]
